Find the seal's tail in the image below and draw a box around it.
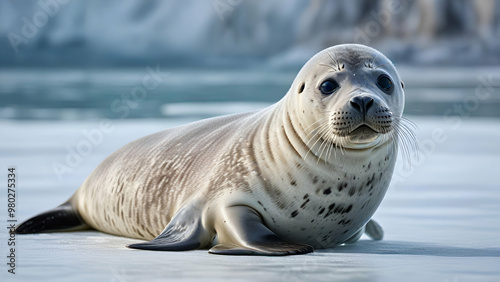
[14,202,88,234]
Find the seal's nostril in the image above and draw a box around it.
[365,97,374,111]
[350,96,374,114]
[350,97,362,112]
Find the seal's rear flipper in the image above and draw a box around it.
[15,202,87,234]
[364,219,383,240]
[209,206,313,256]
[127,206,206,251]
[343,219,383,244]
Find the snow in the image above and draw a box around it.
[1,116,499,282]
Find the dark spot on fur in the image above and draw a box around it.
[300,199,310,209]
[337,182,347,192]
[318,207,325,215]
[345,204,352,213]
[367,173,375,186]
[257,201,267,211]
[312,175,319,184]
[290,180,297,186]
[323,187,332,195]
[303,194,309,199]
[334,205,343,214]
[348,187,356,196]
[323,203,336,218]
[338,219,351,225]
[291,210,299,218]
[368,162,371,169]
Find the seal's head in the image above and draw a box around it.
[288,44,407,152]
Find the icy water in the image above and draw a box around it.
[1,68,500,281]
[1,67,500,120]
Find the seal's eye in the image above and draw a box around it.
[377,75,393,94]
[320,79,340,95]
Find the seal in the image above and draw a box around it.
[15,44,415,256]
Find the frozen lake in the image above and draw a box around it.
[1,115,499,282]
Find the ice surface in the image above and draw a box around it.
[1,116,499,282]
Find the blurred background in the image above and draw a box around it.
[1,2,500,281]
[1,0,500,119]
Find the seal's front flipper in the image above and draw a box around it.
[209,205,313,256]
[127,206,208,251]
[15,202,87,234]
[364,219,383,240]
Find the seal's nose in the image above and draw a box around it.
[350,96,374,115]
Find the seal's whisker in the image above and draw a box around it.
[393,117,418,141]
[305,116,330,132]
[305,122,331,160]
[324,132,336,161]
[399,124,418,152]
[305,122,330,146]
[373,62,391,70]
[325,50,341,71]
[393,118,418,153]
[317,138,329,164]
[390,117,418,169]
[370,52,381,68]
[305,117,330,135]
[315,126,334,163]
[319,64,339,72]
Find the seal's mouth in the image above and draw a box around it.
[349,124,377,134]
[347,124,379,143]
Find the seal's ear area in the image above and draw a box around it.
[401,81,405,89]
[15,202,88,234]
[209,206,313,256]
[127,206,205,251]
[298,82,305,94]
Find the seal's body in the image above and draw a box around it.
[16,44,412,255]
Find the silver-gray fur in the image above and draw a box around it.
[15,44,415,256]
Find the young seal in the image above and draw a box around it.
[16,44,415,256]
